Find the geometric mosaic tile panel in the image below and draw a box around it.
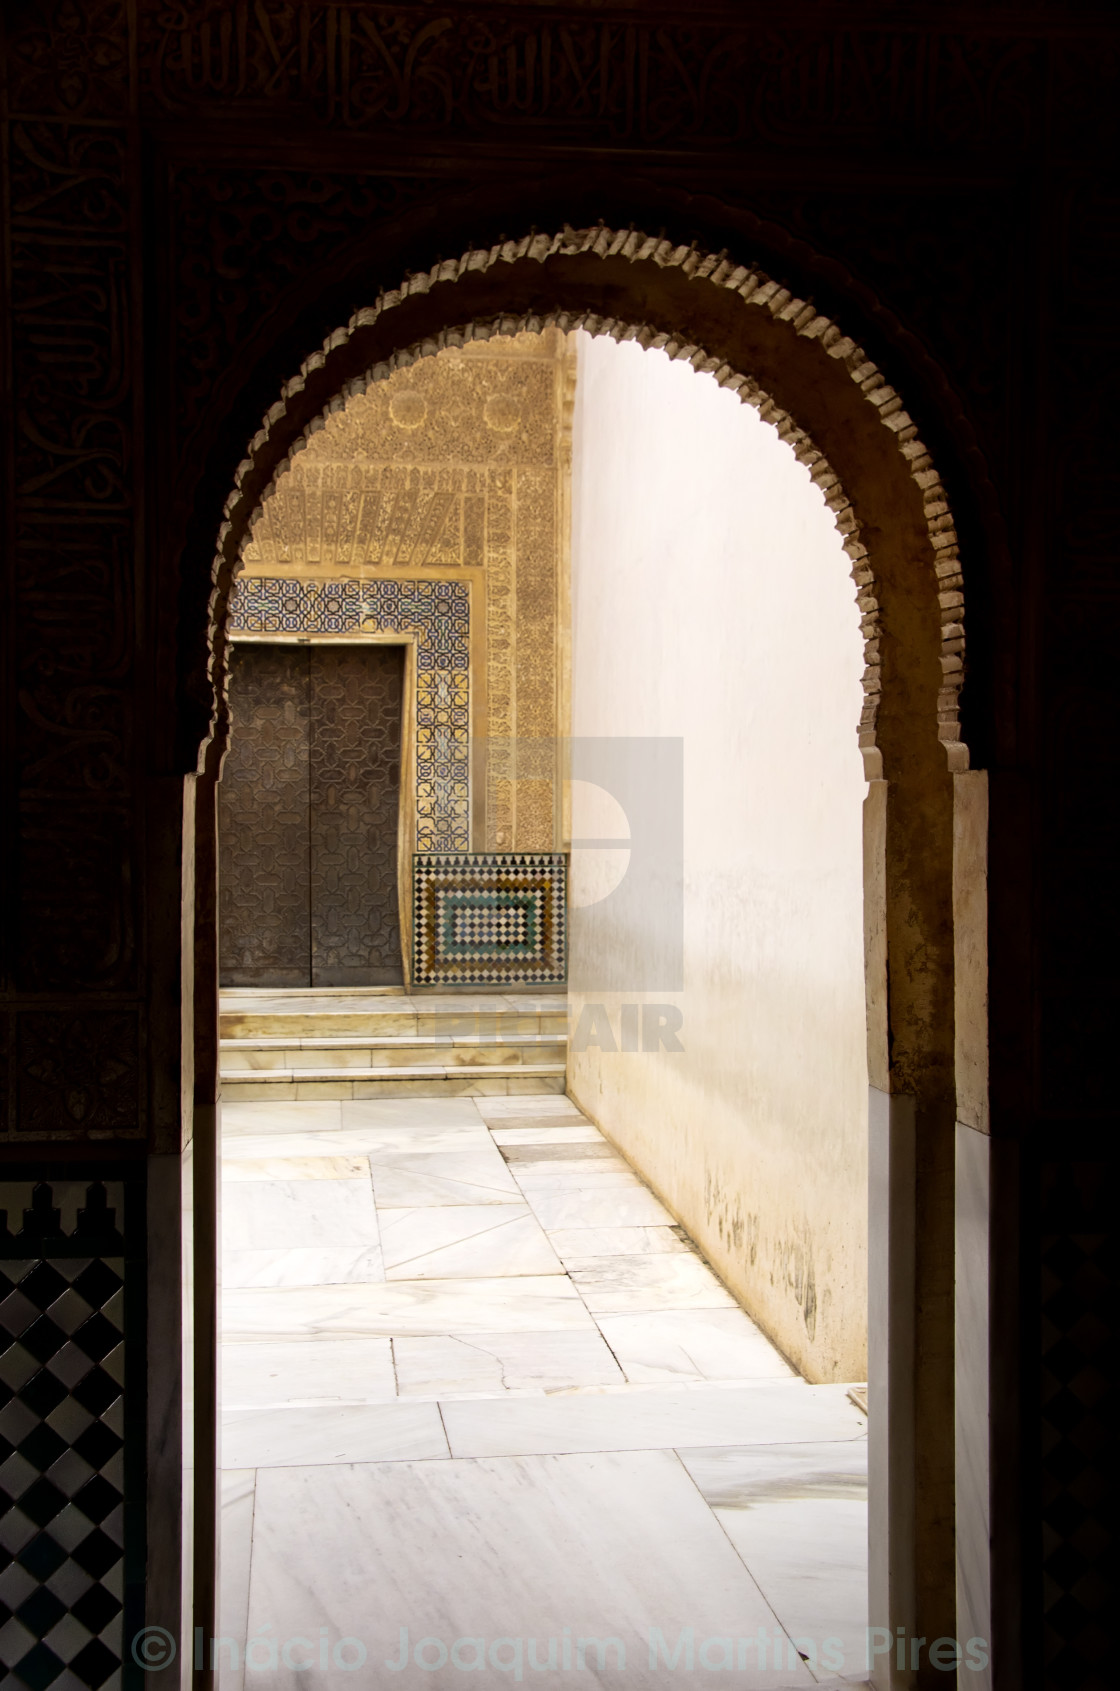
[229,575,470,851]
[412,853,566,986]
[0,1179,139,1691]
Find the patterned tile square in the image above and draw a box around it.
[0,1175,132,1691]
[413,854,565,986]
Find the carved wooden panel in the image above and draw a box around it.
[309,645,404,987]
[218,644,311,987]
[9,120,137,997]
[137,9,1044,155]
[218,643,405,987]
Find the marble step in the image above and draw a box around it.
[221,1067,567,1102]
[220,1036,569,1072]
[218,989,569,1099]
[220,1004,568,1041]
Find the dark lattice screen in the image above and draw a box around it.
[0,1176,142,1691]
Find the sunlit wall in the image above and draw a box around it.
[567,332,868,1383]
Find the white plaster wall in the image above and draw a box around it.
[567,332,868,1383]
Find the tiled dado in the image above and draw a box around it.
[0,1172,144,1691]
[412,854,567,988]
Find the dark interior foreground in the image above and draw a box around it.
[0,5,1113,1690]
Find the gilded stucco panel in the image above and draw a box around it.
[240,329,571,851]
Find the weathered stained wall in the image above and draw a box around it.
[566,333,868,1383]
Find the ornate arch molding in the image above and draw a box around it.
[203,225,968,778]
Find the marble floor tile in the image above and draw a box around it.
[566,1254,739,1313]
[223,1245,385,1289]
[483,1114,594,1135]
[547,1226,691,1262]
[490,1124,603,1146]
[341,1097,485,1128]
[222,1155,369,1181]
[677,1442,868,1678]
[369,1148,523,1207]
[223,1276,596,1342]
[503,1143,630,1172]
[244,1450,813,1689]
[474,1095,586,1120]
[354,1123,495,1152]
[227,1125,491,1163]
[218,1470,255,1691]
[521,1184,676,1230]
[595,1309,798,1383]
[222,1338,396,1408]
[222,1402,448,1468]
[493,1078,570,1097]
[221,1101,342,1137]
[441,1382,866,1458]
[512,1167,650,1191]
[222,1179,377,1251]
[392,1329,626,1396]
[379,1206,562,1280]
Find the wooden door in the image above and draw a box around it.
[219,642,405,987]
[308,643,404,986]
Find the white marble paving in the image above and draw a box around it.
[513,1166,654,1191]
[222,1179,377,1251]
[392,1329,626,1396]
[225,1124,490,1161]
[244,1451,814,1689]
[379,1205,562,1279]
[490,1122,603,1145]
[678,1442,869,1678]
[596,1308,798,1383]
[473,1094,585,1118]
[440,1382,866,1458]
[218,1471,255,1691]
[222,1402,448,1468]
[222,1245,385,1289]
[508,1147,634,1174]
[565,1253,739,1312]
[341,1097,487,1128]
[220,1086,866,1689]
[547,1225,691,1260]
[520,1183,676,1229]
[221,1101,342,1137]
[224,1276,596,1341]
[223,1338,396,1408]
[368,1147,523,1207]
[222,1155,369,1181]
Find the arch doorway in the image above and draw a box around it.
[185,227,990,1691]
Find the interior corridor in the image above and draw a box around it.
[218,993,869,1691]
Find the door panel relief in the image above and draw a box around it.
[309,645,404,986]
[219,643,404,987]
[218,644,311,987]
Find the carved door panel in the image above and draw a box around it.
[219,642,405,987]
[309,644,404,986]
[218,643,312,987]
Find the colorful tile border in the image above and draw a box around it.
[412,854,566,987]
[229,576,469,852]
